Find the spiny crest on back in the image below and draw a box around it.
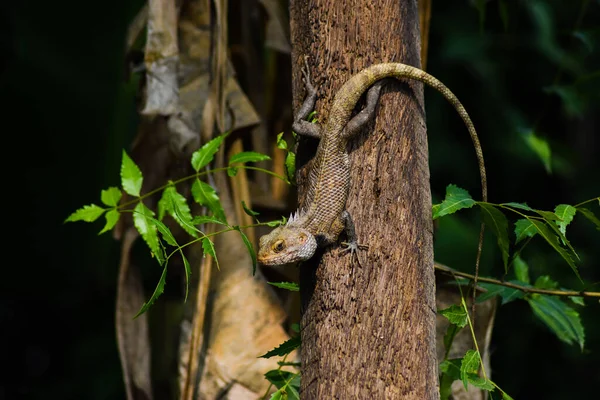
[286,210,305,227]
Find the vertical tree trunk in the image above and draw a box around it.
[290,0,438,398]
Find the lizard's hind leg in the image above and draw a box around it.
[341,80,385,139]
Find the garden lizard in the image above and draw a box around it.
[257,61,486,268]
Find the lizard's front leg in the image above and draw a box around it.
[338,210,369,266]
[292,57,322,139]
[341,80,385,139]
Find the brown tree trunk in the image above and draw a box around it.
[290,0,438,398]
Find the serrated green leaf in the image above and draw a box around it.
[529,220,580,280]
[523,131,552,173]
[65,204,106,223]
[514,219,537,243]
[480,204,509,271]
[151,217,178,247]
[460,350,480,390]
[121,150,143,196]
[229,151,271,165]
[160,186,197,237]
[260,336,301,358]
[276,132,288,150]
[513,255,530,284]
[555,204,576,237]
[285,151,296,185]
[432,184,476,220]
[577,207,600,230]
[191,179,227,223]
[190,215,229,227]
[268,282,299,291]
[235,226,257,275]
[527,294,585,350]
[135,263,168,317]
[99,209,120,234]
[191,133,227,171]
[241,200,260,217]
[202,237,220,270]
[133,203,164,265]
[439,304,468,328]
[534,275,558,290]
[477,282,525,305]
[100,187,122,207]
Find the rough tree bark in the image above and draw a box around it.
[290,0,438,398]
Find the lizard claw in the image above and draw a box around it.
[301,56,316,94]
[339,241,368,267]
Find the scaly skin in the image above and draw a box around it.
[257,62,487,267]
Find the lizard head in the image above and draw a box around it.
[257,226,317,266]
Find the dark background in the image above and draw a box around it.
[2,1,598,399]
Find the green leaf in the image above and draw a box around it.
[266,219,283,227]
[276,132,288,150]
[534,275,558,290]
[513,255,530,284]
[121,150,143,196]
[133,203,164,265]
[443,324,460,359]
[191,179,227,223]
[229,151,271,165]
[190,215,229,227]
[503,202,534,211]
[529,220,580,280]
[460,350,480,390]
[291,323,300,333]
[439,304,468,328]
[135,263,168,317]
[100,187,122,207]
[432,184,476,220]
[201,237,220,270]
[467,374,495,391]
[159,186,197,237]
[577,207,600,230]
[479,203,510,271]
[477,282,525,305]
[522,131,552,173]
[514,219,537,243]
[268,282,299,291]
[265,370,300,399]
[502,391,515,400]
[227,166,238,177]
[260,336,301,358]
[234,226,257,275]
[241,200,260,217]
[285,151,296,185]
[151,217,178,247]
[498,0,509,31]
[181,253,191,301]
[527,294,585,350]
[99,209,120,234]
[569,296,585,306]
[65,204,106,223]
[439,359,462,400]
[191,133,228,171]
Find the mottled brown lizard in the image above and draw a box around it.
[257,61,487,269]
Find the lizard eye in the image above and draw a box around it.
[272,240,285,253]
